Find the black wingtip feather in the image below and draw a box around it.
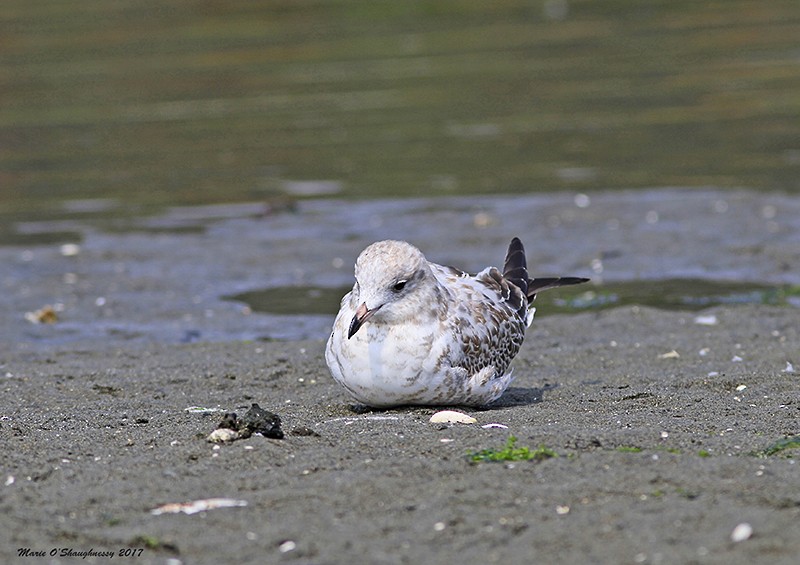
[527,276,590,300]
[504,237,589,304]
[502,237,529,298]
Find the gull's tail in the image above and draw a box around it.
[503,237,589,309]
[502,237,530,301]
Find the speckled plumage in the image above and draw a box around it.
[325,238,588,407]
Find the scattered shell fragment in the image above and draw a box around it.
[730,522,753,543]
[782,362,794,373]
[694,314,718,326]
[658,350,680,359]
[150,498,248,515]
[429,410,477,424]
[207,428,240,443]
[4,475,14,486]
[24,305,59,324]
[482,423,509,429]
[735,384,747,392]
[731,355,743,362]
[185,406,227,414]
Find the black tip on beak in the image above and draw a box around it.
[347,302,376,339]
[347,316,361,339]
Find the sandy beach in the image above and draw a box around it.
[2,300,798,564]
[2,188,799,565]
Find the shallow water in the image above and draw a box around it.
[3,189,799,346]
[227,279,800,319]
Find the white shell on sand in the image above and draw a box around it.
[206,428,240,443]
[730,522,753,543]
[150,498,248,515]
[429,410,477,424]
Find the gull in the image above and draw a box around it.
[325,238,588,407]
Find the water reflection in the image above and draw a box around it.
[2,1,799,226]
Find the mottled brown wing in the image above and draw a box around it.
[432,264,527,379]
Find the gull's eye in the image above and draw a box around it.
[392,279,407,293]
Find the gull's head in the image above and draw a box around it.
[347,240,431,339]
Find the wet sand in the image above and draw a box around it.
[4,188,800,347]
[2,303,798,564]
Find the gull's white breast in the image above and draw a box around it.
[325,297,449,406]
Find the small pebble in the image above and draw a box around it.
[60,243,81,257]
[574,193,591,208]
[694,314,718,326]
[730,522,753,543]
[24,305,59,324]
[291,426,321,437]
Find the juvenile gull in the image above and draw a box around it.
[325,238,588,407]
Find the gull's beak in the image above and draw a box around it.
[348,302,377,339]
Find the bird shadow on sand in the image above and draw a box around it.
[345,384,557,414]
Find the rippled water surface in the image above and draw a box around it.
[3,1,800,235]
